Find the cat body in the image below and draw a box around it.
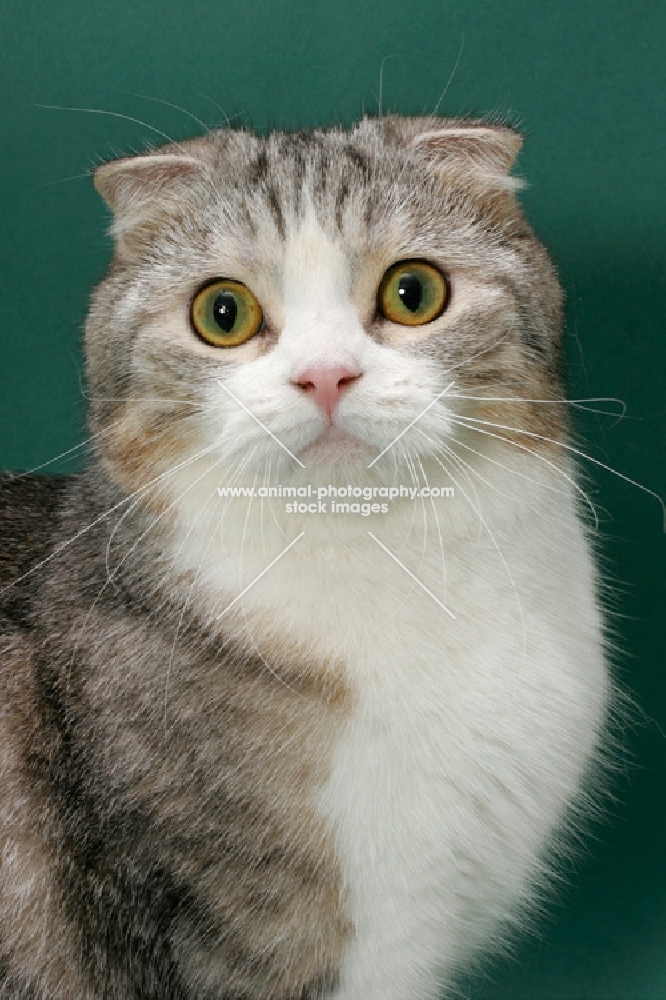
[0,117,609,998]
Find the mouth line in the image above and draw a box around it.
[302,422,370,459]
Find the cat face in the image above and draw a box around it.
[85,117,564,517]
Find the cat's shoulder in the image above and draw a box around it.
[0,474,70,590]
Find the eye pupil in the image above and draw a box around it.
[213,292,237,333]
[398,274,423,313]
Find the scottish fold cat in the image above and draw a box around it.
[0,116,610,999]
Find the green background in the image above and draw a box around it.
[1,1,664,996]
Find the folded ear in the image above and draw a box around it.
[93,152,207,247]
[362,116,523,187]
[411,122,523,177]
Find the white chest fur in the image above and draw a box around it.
[174,462,609,1000]
[322,529,605,997]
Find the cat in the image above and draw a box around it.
[0,115,611,999]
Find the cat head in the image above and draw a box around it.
[85,116,564,522]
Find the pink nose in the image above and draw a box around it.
[292,365,362,419]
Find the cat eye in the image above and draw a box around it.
[378,260,449,327]
[191,279,263,347]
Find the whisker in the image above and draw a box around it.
[111,443,257,630]
[68,448,230,704]
[434,438,481,500]
[1,440,220,595]
[402,445,429,574]
[146,461,232,624]
[441,331,512,380]
[420,427,571,503]
[215,445,263,556]
[378,54,399,117]
[163,441,258,589]
[163,451,258,739]
[35,103,223,209]
[432,31,465,116]
[448,393,628,420]
[367,380,455,469]
[453,414,665,530]
[448,418,601,530]
[38,172,97,188]
[259,456,272,561]
[113,89,209,131]
[392,442,399,485]
[413,450,449,604]
[432,435,547,536]
[264,454,289,542]
[35,104,187,152]
[103,441,220,581]
[429,450,528,669]
[398,443,421,552]
[237,468,259,585]
[424,433,485,530]
[235,470,304,697]
[434,439,485,545]
[6,420,120,478]
[81,450,228,640]
[197,94,245,128]
[83,395,205,406]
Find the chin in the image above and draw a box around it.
[302,424,373,467]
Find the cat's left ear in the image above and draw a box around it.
[368,117,524,189]
[410,123,523,179]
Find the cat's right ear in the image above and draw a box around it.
[93,152,205,248]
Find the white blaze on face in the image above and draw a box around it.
[279,208,367,378]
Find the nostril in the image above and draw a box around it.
[292,366,363,393]
[298,369,359,386]
[291,365,363,417]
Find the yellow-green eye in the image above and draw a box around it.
[378,260,449,327]
[191,279,263,347]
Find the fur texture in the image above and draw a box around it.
[0,116,610,998]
